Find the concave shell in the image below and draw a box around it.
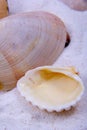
[0,11,67,91]
[0,0,8,18]
[17,66,84,112]
[59,0,87,11]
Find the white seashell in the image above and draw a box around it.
[0,0,8,19]
[0,11,67,91]
[17,66,84,112]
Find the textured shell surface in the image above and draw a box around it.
[17,66,84,112]
[0,11,67,91]
[0,0,8,18]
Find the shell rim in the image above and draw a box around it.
[17,66,84,112]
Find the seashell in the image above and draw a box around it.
[0,11,67,91]
[17,66,84,112]
[58,0,87,11]
[0,0,8,19]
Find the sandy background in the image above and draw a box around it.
[0,0,87,129]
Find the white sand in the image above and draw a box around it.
[0,0,87,129]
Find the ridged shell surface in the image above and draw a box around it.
[0,11,67,91]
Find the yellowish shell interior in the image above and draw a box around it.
[19,69,83,106]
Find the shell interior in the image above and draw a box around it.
[17,66,84,112]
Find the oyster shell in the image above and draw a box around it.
[17,66,84,112]
[0,11,67,91]
[0,0,8,18]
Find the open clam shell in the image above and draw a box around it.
[17,66,84,112]
[0,11,67,91]
[0,0,8,18]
